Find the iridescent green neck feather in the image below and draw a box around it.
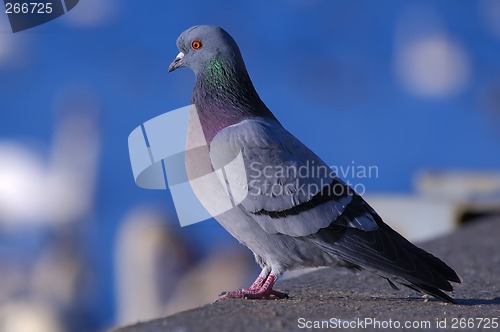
[192,56,276,144]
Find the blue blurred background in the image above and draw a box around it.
[0,0,499,331]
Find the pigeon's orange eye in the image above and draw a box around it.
[191,40,202,50]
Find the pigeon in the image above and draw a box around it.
[168,25,461,302]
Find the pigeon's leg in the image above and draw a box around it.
[243,273,288,299]
[220,266,288,300]
[242,266,271,292]
[219,267,288,299]
[219,266,271,298]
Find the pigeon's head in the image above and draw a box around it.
[168,25,245,75]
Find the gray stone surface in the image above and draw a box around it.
[113,218,500,332]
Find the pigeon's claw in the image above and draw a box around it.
[219,288,288,300]
[218,273,288,300]
[270,290,289,298]
[242,289,289,299]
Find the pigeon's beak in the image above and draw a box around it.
[168,52,185,72]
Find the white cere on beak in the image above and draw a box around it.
[176,52,185,60]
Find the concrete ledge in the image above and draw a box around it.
[114,218,500,332]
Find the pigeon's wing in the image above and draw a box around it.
[308,193,461,303]
[209,118,378,237]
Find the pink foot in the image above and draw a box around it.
[242,289,289,299]
[219,274,288,300]
[219,288,288,299]
[243,274,266,292]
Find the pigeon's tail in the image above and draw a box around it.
[311,215,461,303]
